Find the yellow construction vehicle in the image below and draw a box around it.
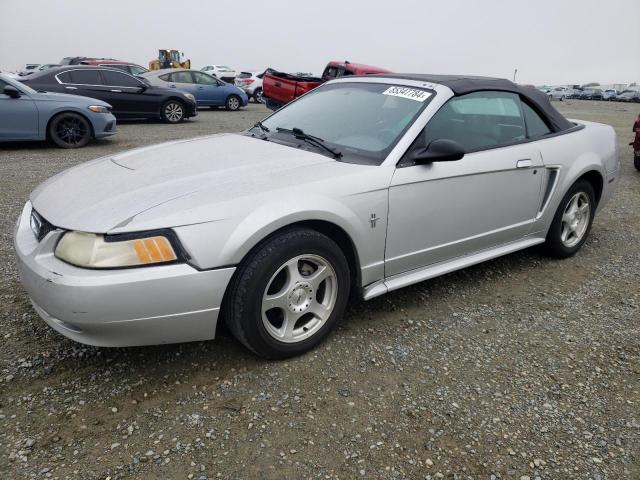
[149,50,191,71]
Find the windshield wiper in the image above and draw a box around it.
[276,127,342,159]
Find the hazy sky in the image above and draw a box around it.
[1,0,638,86]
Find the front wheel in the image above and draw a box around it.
[253,88,264,104]
[543,180,596,258]
[223,228,351,359]
[48,112,92,148]
[161,100,185,123]
[225,95,241,111]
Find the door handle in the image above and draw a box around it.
[274,81,282,87]
[65,86,77,90]
[516,159,533,168]
[110,89,122,93]
[198,86,204,90]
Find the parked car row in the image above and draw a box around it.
[543,85,640,102]
[1,54,259,148]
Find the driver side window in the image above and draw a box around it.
[422,91,526,153]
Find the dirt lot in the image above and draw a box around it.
[1,101,639,480]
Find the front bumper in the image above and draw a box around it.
[91,112,117,139]
[185,102,199,118]
[14,202,235,347]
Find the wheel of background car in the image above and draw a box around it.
[48,112,92,149]
[543,179,596,258]
[161,100,185,123]
[225,95,241,111]
[223,227,350,359]
[254,88,263,104]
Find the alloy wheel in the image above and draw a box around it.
[261,254,337,343]
[164,102,183,122]
[55,117,89,146]
[560,192,590,248]
[227,96,240,110]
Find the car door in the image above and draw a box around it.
[165,70,198,98]
[58,69,111,103]
[191,71,221,106]
[385,91,544,277]
[0,80,38,140]
[100,69,152,117]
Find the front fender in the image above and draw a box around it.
[174,188,388,287]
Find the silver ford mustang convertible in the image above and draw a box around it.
[15,74,620,358]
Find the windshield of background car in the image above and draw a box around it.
[260,82,434,165]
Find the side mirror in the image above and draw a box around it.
[3,85,21,98]
[411,139,465,164]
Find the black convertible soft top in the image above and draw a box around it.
[373,73,574,132]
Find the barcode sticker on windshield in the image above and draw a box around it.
[382,86,431,102]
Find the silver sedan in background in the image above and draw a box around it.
[14,74,619,358]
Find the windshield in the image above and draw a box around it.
[259,82,434,165]
[1,75,37,94]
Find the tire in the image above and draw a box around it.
[223,228,351,359]
[161,100,185,123]
[634,153,640,171]
[48,112,92,149]
[253,88,264,104]
[543,179,596,258]
[225,95,241,111]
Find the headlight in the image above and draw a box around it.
[183,93,195,102]
[88,105,110,113]
[55,231,179,268]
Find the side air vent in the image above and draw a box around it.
[538,168,559,215]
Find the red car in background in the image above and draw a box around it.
[262,60,390,110]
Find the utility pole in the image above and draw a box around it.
[513,68,518,83]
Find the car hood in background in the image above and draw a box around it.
[30,134,349,233]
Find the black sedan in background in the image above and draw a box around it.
[20,66,197,123]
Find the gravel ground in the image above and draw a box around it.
[0,101,638,480]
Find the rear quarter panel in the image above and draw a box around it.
[531,120,618,235]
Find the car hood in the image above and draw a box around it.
[30,133,348,233]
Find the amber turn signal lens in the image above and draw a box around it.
[132,237,177,264]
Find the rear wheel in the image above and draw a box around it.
[634,152,640,171]
[161,100,185,123]
[253,88,264,104]
[223,228,350,358]
[48,112,91,148]
[543,180,596,258]
[225,95,241,111]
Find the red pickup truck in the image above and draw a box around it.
[262,60,391,110]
